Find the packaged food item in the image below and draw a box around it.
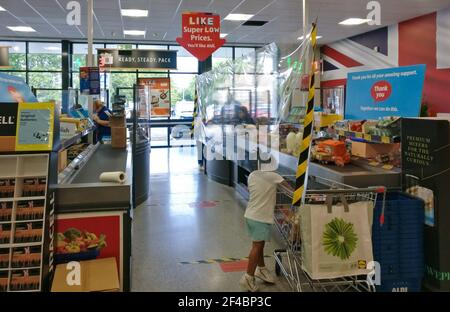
[9,269,40,291]
[12,246,41,268]
[0,272,8,292]
[0,202,13,222]
[0,179,15,198]
[0,249,9,268]
[348,120,366,132]
[14,222,43,244]
[0,224,11,245]
[16,200,44,221]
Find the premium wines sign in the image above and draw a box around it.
[176,12,226,61]
[98,49,177,70]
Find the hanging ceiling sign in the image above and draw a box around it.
[97,49,177,70]
[176,12,226,61]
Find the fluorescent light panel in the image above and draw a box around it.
[121,9,148,17]
[339,18,371,25]
[220,33,228,38]
[7,26,36,32]
[224,14,254,21]
[0,6,6,11]
[124,30,146,36]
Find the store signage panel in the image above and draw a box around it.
[138,78,171,117]
[98,49,177,70]
[80,67,100,95]
[345,65,426,120]
[0,72,38,103]
[176,12,226,61]
[15,102,54,152]
[0,102,18,151]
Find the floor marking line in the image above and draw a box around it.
[179,255,271,265]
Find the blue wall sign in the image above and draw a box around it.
[345,65,426,120]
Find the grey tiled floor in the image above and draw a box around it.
[131,147,291,292]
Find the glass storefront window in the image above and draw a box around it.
[72,43,104,71]
[106,44,136,49]
[0,71,26,80]
[28,72,62,89]
[170,74,196,119]
[0,42,26,70]
[138,45,167,50]
[170,46,198,73]
[28,42,62,71]
[212,47,233,69]
[35,89,62,104]
[235,47,256,59]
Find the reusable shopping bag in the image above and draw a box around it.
[300,196,374,280]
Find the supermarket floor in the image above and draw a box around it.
[131,146,291,292]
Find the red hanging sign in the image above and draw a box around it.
[176,12,226,61]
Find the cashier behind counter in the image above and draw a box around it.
[93,100,112,141]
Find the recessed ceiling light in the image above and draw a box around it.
[45,46,61,51]
[124,30,146,36]
[339,18,371,26]
[121,9,148,17]
[0,6,6,11]
[7,26,36,32]
[224,14,254,21]
[220,33,228,38]
[298,34,323,40]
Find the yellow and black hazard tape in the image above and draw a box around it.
[179,255,272,265]
[292,23,318,208]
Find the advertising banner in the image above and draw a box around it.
[80,67,100,95]
[98,49,177,70]
[138,78,171,117]
[0,73,37,103]
[176,12,226,61]
[55,212,123,289]
[345,65,426,120]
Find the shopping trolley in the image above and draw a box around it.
[273,176,386,292]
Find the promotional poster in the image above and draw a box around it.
[138,78,171,117]
[345,65,426,120]
[0,73,38,103]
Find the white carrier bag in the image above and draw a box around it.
[300,195,374,280]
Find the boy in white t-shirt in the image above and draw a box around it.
[239,168,293,292]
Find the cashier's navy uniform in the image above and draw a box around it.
[94,100,112,141]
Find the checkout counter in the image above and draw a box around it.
[55,143,132,291]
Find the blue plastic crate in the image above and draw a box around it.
[376,278,422,292]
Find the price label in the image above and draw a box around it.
[381,137,391,144]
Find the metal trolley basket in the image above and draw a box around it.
[273,176,386,292]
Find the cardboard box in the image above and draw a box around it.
[351,141,396,158]
[58,149,68,173]
[111,127,127,149]
[110,116,126,128]
[51,257,120,292]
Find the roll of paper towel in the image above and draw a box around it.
[99,172,126,184]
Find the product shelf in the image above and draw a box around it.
[3,242,43,249]
[0,198,15,202]
[12,219,44,224]
[13,197,46,201]
[337,129,400,144]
